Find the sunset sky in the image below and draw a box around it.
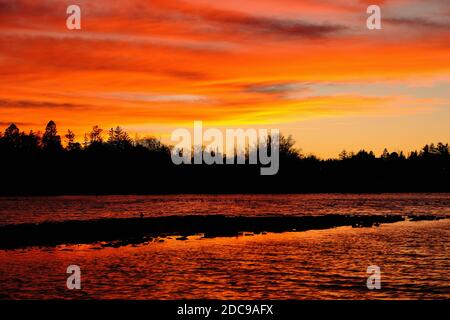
[1,0,449,158]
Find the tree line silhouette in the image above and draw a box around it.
[0,121,449,195]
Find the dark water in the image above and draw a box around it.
[0,194,449,299]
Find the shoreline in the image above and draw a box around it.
[0,214,446,250]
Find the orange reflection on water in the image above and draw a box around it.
[0,220,449,299]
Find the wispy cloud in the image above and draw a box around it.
[245,82,308,94]
[0,98,87,109]
[96,92,210,104]
[0,0,449,157]
[0,28,238,52]
[0,121,35,127]
[385,17,450,29]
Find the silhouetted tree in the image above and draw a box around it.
[65,130,81,151]
[87,125,103,146]
[353,150,376,161]
[381,148,389,160]
[279,134,301,160]
[339,150,349,160]
[19,130,41,153]
[107,126,132,150]
[136,137,166,152]
[0,123,22,152]
[65,129,75,144]
[0,120,449,194]
[436,143,449,156]
[408,151,419,160]
[4,123,20,142]
[42,120,62,152]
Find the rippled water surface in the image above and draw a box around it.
[0,194,449,299]
[1,193,450,225]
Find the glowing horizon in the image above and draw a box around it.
[1,0,449,158]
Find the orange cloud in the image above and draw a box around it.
[0,0,449,156]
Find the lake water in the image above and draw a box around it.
[0,194,449,299]
[1,193,450,225]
